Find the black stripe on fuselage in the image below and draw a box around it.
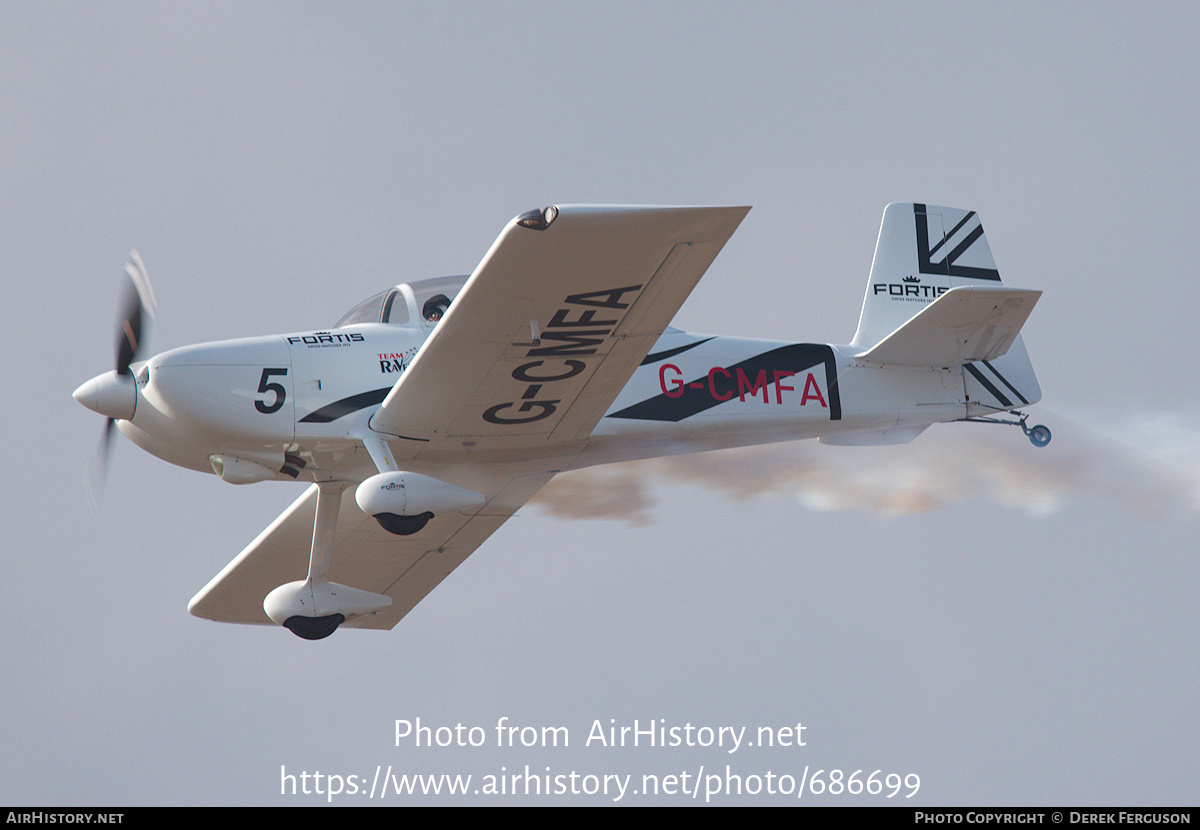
[639,337,715,366]
[299,387,392,423]
[609,343,841,422]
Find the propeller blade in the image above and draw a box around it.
[115,251,156,375]
[85,252,157,509]
[84,418,118,513]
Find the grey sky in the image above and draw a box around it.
[4,2,1197,805]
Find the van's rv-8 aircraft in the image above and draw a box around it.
[74,203,1049,639]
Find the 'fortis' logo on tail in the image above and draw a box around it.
[873,275,949,299]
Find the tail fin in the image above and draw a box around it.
[850,203,1042,408]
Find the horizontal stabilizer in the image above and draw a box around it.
[855,286,1041,367]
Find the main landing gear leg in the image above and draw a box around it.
[262,481,393,639]
[283,481,348,640]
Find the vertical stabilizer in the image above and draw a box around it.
[850,203,1041,410]
[851,203,1001,350]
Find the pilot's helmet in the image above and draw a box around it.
[422,294,451,322]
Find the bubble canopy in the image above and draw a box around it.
[334,275,469,328]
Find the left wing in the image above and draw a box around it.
[371,205,749,450]
[188,470,555,630]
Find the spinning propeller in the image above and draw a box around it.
[75,251,157,508]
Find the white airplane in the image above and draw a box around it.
[74,203,1048,639]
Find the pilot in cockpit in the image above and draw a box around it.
[422,294,451,322]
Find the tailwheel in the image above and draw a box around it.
[1025,422,1052,447]
[959,410,1052,448]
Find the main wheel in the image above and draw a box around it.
[283,613,345,640]
[1027,424,1051,447]
[374,511,434,535]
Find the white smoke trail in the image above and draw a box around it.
[529,410,1200,523]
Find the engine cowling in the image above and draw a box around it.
[355,472,485,535]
